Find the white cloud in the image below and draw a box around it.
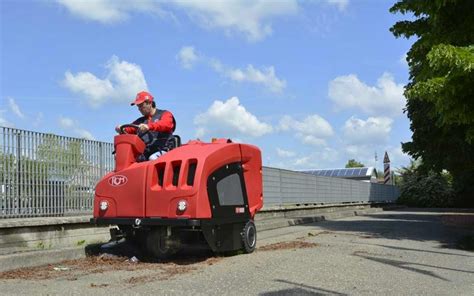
[276,148,296,158]
[344,144,375,163]
[7,97,25,119]
[177,46,199,69]
[326,0,349,11]
[57,1,349,41]
[194,96,273,139]
[75,129,95,140]
[225,65,286,93]
[0,110,14,128]
[279,114,334,137]
[58,116,95,140]
[399,52,408,67]
[328,72,405,117]
[33,112,44,127]
[56,0,167,24]
[56,0,298,41]
[171,0,299,41]
[386,146,412,169]
[299,135,327,146]
[59,116,74,129]
[178,46,286,93]
[342,116,393,145]
[342,144,411,172]
[279,114,333,146]
[293,147,340,169]
[63,55,148,108]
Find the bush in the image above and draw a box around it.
[397,161,454,207]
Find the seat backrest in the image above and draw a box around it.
[169,135,181,150]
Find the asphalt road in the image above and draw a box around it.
[1,209,473,295]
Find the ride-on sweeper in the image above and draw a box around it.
[90,124,263,258]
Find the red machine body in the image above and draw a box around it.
[91,134,263,256]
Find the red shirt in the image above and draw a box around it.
[124,109,175,134]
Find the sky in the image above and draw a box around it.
[0,0,415,172]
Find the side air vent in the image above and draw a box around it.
[157,163,165,187]
[172,161,181,186]
[187,160,197,186]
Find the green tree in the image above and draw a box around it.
[36,135,84,180]
[397,160,454,207]
[0,135,90,217]
[345,159,364,168]
[390,0,474,206]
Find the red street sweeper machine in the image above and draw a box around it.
[91,125,263,258]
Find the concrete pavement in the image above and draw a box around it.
[0,209,473,295]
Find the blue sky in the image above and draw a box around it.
[1,0,414,171]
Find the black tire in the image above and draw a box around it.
[146,227,179,259]
[241,220,257,253]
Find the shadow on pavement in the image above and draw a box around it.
[354,242,473,257]
[353,253,474,281]
[85,239,215,265]
[308,209,474,251]
[258,279,347,296]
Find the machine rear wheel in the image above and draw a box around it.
[146,227,179,259]
[241,220,256,253]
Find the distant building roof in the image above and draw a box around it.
[300,167,378,182]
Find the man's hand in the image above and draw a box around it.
[138,123,149,133]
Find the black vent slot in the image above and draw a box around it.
[172,162,181,186]
[157,165,165,187]
[187,161,197,186]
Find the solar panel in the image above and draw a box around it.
[302,167,372,179]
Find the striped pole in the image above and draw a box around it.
[383,151,390,184]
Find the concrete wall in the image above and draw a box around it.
[0,217,109,256]
[263,167,399,208]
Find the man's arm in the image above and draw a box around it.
[148,111,175,133]
[116,118,141,134]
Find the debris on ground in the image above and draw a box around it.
[90,283,109,288]
[0,252,221,282]
[258,241,319,252]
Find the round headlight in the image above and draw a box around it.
[177,200,187,212]
[99,201,108,211]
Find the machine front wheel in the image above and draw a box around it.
[146,227,179,259]
[241,220,257,253]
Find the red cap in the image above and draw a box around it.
[131,91,154,106]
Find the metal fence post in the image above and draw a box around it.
[99,142,104,176]
[16,131,21,215]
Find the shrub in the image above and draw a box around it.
[397,161,454,207]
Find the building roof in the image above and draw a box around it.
[301,167,377,178]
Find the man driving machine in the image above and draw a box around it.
[115,91,176,162]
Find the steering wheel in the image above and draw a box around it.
[119,124,140,134]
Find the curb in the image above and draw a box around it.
[257,208,382,231]
[0,247,86,272]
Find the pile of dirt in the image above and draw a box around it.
[258,241,319,252]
